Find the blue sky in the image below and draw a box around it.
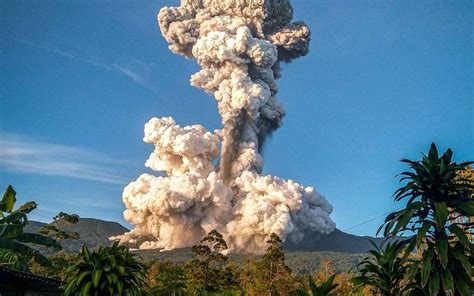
[0,0,472,237]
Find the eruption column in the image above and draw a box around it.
[115,0,336,253]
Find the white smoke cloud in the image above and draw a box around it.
[143,117,219,176]
[114,0,335,253]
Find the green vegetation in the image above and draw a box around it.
[63,242,147,296]
[1,143,472,295]
[297,274,338,296]
[351,241,414,295]
[184,230,240,294]
[380,143,473,295]
[239,233,300,295]
[0,185,63,271]
[135,248,365,276]
[147,261,187,295]
[30,250,78,279]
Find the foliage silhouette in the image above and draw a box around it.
[63,242,147,296]
[379,143,473,295]
[0,185,63,271]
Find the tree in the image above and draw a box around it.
[63,242,147,296]
[262,234,286,278]
[350,241,415,296]
[240,233,300,295]
[148,261,187,296]
[186,230,240,294]
[0,185,63,271]
[380,143,473,295]
[39,211,81,240]
[192,230,228,266]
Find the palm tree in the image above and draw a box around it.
[63,242,147,295]
[0,185,62,271]
[351,241,415,296]
[380,143,473,295]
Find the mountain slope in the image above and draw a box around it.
[283,228,385,253]
[25,218,128,253]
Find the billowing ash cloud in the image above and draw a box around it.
[113,0,335,253]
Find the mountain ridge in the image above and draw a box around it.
[26,218,384,254]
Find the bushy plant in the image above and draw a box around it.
[63,242,147,296]
[380,143,473,295]
[0,185,62,271]
[297,274,338,296]
[312,260,363,295]
[351,241,415,296]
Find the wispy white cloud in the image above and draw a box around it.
[0,133,132,184]
[11,38,162,98]
[51,198,124,210]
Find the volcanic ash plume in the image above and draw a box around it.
[115,0,336,253]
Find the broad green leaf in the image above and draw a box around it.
[428,143,439,161]
[92,269,102,288]
[34,251,52,267]
[308,276,317,294]
[0,224,24,239]
[63,278,77,295]
[394,210,414,233]
[0,212,28,225]
[81,282,91,296]
[322,273,337,292]
[404,236,417,256]
[110,273,118,284]
[453,250,471,274]
[106,273,114,284]
[17,233,62,250]
[108,254,117,268]
[406,201,423,210]
[454,276,472,296]
[436,238,448,268]
[440,269,454,294]
[82,245,91,261]
[442,148,453,162]
[421,249,433,287]
[17,201,37,214]
[0,185,16,213]
[434,202,448,229]
[76,271,91,285]
[448,224,470,249]
[0,237,50,267]
[458,201,474,216]
[117,265,126,275]
[417,221,431,248]
[350,277,364,286]
[428,272,440,296]
[116,280,123,295]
